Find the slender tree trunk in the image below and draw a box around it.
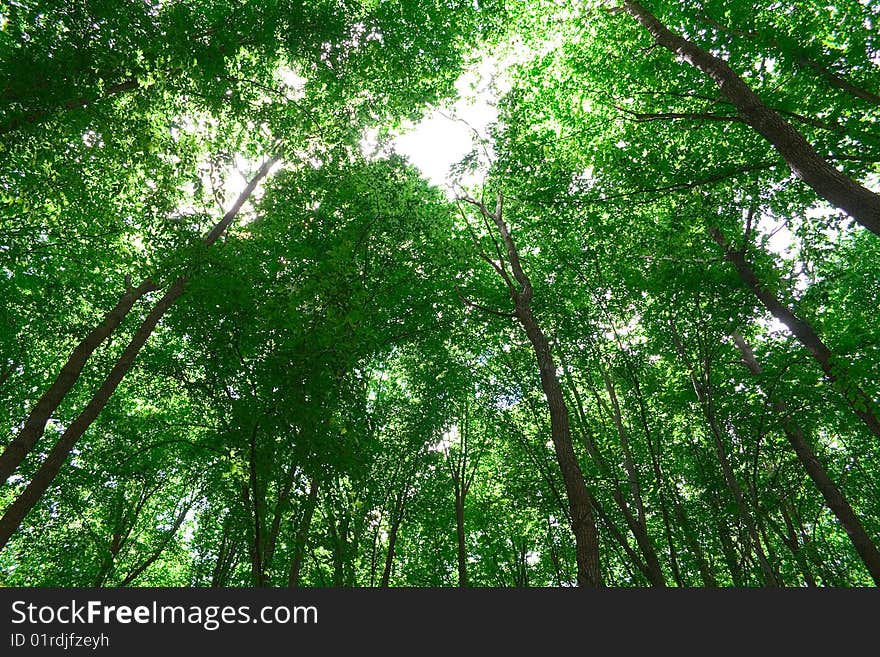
[632,389,685,585]
[454,491,468,588]
[702,16,880,107]
[0,278,186,550]
[445,404,475,588]
[513,540,530,587]
[621,0,880,237]
[1,153,278,489]
[783,502,821,586]
[589,489,649,583]
[602,371,647,527]
[652,438,718,586]
[0,279,158,484]
[119,501,192,586]
[460,193,601,585]
[711,228,880,441]
[247,424,265,587]
[671,329,779,586]
[714,511,746,586]
[94,532,124,588]
[669,484,718,587]
[656,492,683,586]
[262,461,297,583]
[691,451,745,587]
[516,306,603,586]
[287,477,319,588]
[756,512,784,584]
[706,414,779,586]
[618,357,688,586]
[601,371,667,585]
[381,496,406,588]
[790,49,880,107]
[775,502,818,587]
[0,154,278,549]
[368,511,383,587]
[94,487,151,587]
[560,354,665,585]
[732,332,880,584]
[211,518,233,587]
[326,505,348,587]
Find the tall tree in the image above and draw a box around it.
[458,193,602,587]
[619,0,880,237]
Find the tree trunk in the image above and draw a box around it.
[327,506,347,587]
[711,227,880,441]
[94,486,151,587]
[622,0,880,237]
[0,154,278,549]
[211,518,233,587]
[655,491,683,586]
[454,492,468,587]
[501,200,601,585]
[461,192,602,586]
[706,414,779,586]
[670,329,779,586]
[119,501,192,586]
[0,278,187,550]
[94,532,124,588]
[368,512,383,587]
[602,371,646,527]
[589,489,650,583]
[618,356,690,586]
[560,354,664,585]
[516,307,603,586]
[287,477,319,588]
[0,279,158,484]
[731,331,880,584]
[247,424,265,587]
[714,509,746,586]
[776,501,818,587]
[670,484,718,587]
[790,48,880,107]
[262,461,297,583]
[381,498,405,588]
[702,17,880,107]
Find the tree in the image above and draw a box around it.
[2,0,879,588]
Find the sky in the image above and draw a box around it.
[391,57,501,190]
[218,59,499,211]
[388,53,809,268]
[225,49,822,278]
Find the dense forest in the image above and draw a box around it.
[1,0,879,588]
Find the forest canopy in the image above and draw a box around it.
[1,0,879,587]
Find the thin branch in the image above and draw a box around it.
[614,105,742,123]
[457,291,516,319]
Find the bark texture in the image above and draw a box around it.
[288,477,320,587]
[622,0,880,237]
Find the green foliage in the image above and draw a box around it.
[1,0,879,587]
